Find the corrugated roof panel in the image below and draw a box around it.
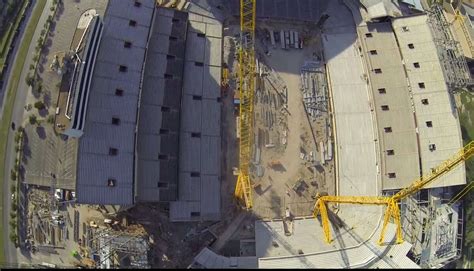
[201,100,220,136]
[185,32,206,62]
[141,78,165,106]
[101,16,150,48]
[183,62,204,96]
[202,65,221,99]
[143,52,168,78]
[179,173,201,201]
[200,136,220,175]
[181,96,202,132]
[138,104,163,135]
[76,0,153,205]
[179,134,201,172]
[169,201,200,221]
[200,175,220,220]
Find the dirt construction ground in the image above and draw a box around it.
[221,20,336,220]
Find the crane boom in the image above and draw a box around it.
[234,0,256,209]
[454,9,474,57]
[448,181,474,206]
[393,141,474,201]
[314,141,474,245]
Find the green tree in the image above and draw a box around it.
[14,133,21,143]
[25,73,35,86]
[10,170,16,181]
[29,114,37,125]
[9,232,18,246]
[34,101,45,110]
[47,115,55,124]
[37,37,43,47]
[10,184,16,194]
[9,212,17,219]
[9,220,17,228]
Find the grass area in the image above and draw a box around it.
[457,91,474,267]
[0,0,47,262]
[0,0,30,76]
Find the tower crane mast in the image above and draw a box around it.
[234,0,256,209]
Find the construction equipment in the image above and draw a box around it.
[222,66,229,87]
[234,0,256,209]
[221,66,230,97]
[267,160,281,167]
[314,141,474,245]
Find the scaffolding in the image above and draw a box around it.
[87,227,150,268]
[399,188,464,268]
[426,4,473,91]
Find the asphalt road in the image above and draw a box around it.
[0,1,32,120]
[2,0,53,265]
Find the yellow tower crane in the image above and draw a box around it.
[314,141,474,245]
[234,0,256,209]
[448,181,474,206]
[453,8,474,57]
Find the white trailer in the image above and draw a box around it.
[270,28,276,48]
[280,30,285,49]
[294,31,300,49]
[284,31,290,49]
[290,31,295,48]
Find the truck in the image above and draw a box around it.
[233,90,240,116]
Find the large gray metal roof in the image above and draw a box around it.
[76,0,155,205]
[358,22,421,190]
[169,12,222,222]
[193,247,258,269]
[135,8,188,202]
[23,124,77,190]
[224,0,328,22]
[392,15,466,188]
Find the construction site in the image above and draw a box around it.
[10,0,474,269]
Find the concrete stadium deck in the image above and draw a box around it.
[322,0,382,239]
[251,1,420,267]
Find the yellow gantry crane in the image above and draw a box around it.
[234,0,256,209]
[314,141,474,245]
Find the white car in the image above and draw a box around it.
[11,193,15,200]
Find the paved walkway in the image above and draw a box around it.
[322,0,381,239]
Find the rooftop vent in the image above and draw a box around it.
[108,178,116,187]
